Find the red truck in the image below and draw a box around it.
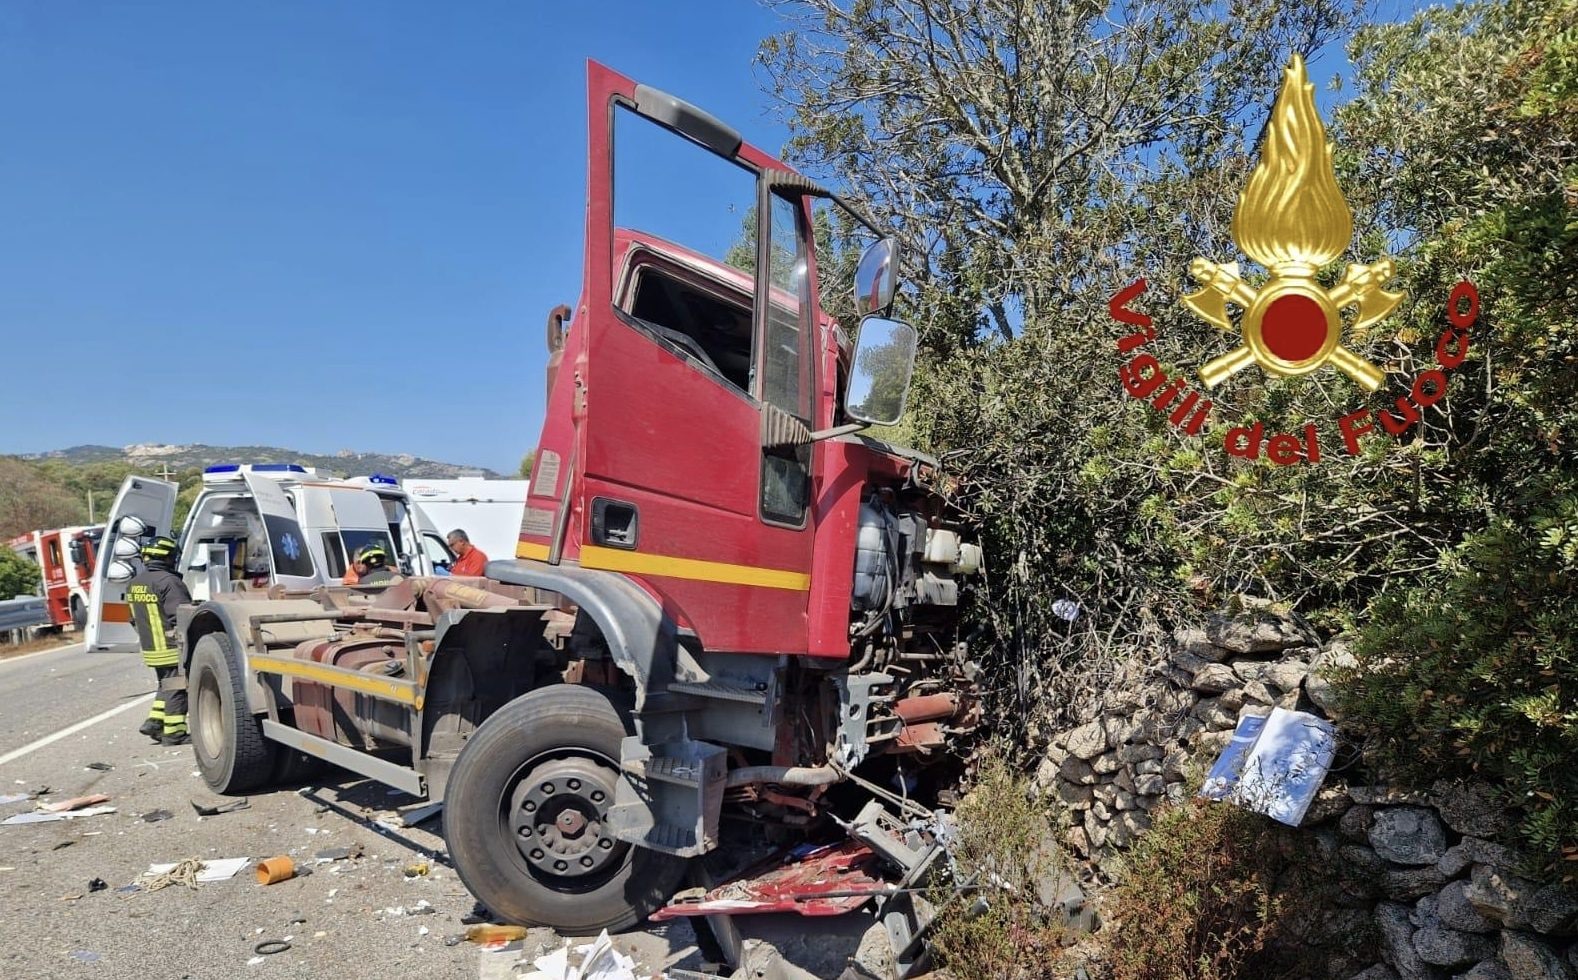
[8,525,104,631]
[100,61,982,934]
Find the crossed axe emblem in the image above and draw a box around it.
[1184,258,1401,391]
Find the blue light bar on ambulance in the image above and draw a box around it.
[366,473,399,486]
[202,463,313,484]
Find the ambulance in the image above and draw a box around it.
[84,464,453,651]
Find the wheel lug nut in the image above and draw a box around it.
[590,791,605,803]
[522,800,536,812]
[581,856,594,868]
[542,782,555,794]
[567,778,581,791]
[554,860,568,872]
[598,838,613,849]
[530,849,544,860]
[517,826,531,838]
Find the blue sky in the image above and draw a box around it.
[0,2,1422,475]
[0,1,793,474]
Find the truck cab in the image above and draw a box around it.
[84,464,446,651]
[8,525,103,630]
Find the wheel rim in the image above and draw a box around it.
[503,754,627,886]
[194,666,224,765]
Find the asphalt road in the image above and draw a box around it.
[0,643,883,980]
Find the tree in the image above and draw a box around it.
[0,548,39,601]
[518,451,537,481]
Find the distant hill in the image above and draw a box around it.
[20,443,500,480]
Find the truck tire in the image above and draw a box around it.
[70,598,86,631]
[444,685,688,933]
[189,632,274,794]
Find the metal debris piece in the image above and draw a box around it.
[254,940,291,956]
[141,809,174,823]
[87,878,107,892]
[85,762,114,772]
[652,841,887,919]
[191,799,250,817]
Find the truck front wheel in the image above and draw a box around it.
[443,686,687,933]
[189,632,275,794]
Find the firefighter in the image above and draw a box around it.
[350,543,399,586]
[128,536,192,745]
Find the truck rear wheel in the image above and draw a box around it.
[444,685,687,933]
[189,632,274,794]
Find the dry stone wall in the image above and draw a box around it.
[1031,600,1578,980]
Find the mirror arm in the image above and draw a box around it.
[808,422,868,443]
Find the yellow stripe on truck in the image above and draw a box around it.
[250,654,422,708]
[514,539,810,592]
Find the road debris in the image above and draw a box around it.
[84,762,114,772]
[254,940,291,956]
[41,794,111,812]
[514,931,639,980]
[87,878,107,892]
[145,858,205,892]
[255,856,296,885]
[145,857,249,887]
[0,793,30,806]
[378,899,436,918]
[191,799,250,817]
[3,805,116,825]
[69,951,101,963]
[399,801,444,827]
[403,862,429,878]
[141,809,174,823]
[465,924,528,945]
[314,843,363,863]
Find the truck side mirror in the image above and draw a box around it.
[854,238,898,317]
[844,315,918,426]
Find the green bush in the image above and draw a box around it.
[1340,511,1578,869]
[0,548,39,602]
[931,757,1075,980]
[1103,799,1358,980]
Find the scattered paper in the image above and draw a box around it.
[0,794,30,806]
[144,857,250,883]
[1200,707,1336,826]
[517,931,638,980]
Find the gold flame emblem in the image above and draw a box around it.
[1185,55,1400,391]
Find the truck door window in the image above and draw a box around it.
[758,194,813,527]
[612,105,759,391]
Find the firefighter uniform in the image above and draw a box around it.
[351,544,399,586]
[128,536,193,745]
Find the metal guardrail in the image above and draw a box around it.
[0,596,49,631]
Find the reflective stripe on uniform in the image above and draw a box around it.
[162,714,187,735]
[148,699,166,721]
[142,649,180,668]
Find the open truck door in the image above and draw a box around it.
[85,476,177,651]
[518,61,821,653]
[242,470,320,591]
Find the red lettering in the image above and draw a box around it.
[1412,369,1448,409]
[1120,353,1165,398]
[1339,408,1374,455]
[1379,397,1420,436]
[1181,400,1211,436]
[1167,391,1199,427]
[1152,377,1186,410]
[1267,433,1302,466]
[1436,324,1470,369]
[1225,421,1264,459]
[1447,280,1479,329]
[1109,278,1152,328]
[1303,423,1321,463]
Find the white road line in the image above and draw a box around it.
[0,694,154,768]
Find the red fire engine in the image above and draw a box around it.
[8,525,104,630]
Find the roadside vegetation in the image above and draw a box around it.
[761,0,1578,924]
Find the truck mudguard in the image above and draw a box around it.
[483,558,677,708]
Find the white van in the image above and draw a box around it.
[401,477,529,564]
[85,464,453,651]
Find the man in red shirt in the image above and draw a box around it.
[447,529,489,578]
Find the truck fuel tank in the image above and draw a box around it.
[291,631,413,749]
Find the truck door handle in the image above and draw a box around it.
[590,499,639,550]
